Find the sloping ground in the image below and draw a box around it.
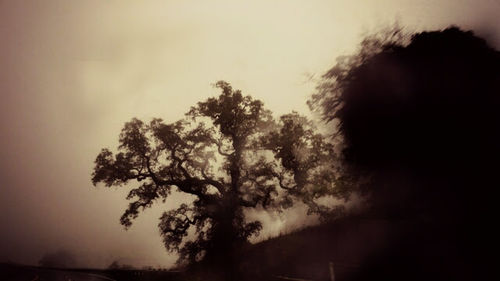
[239,215,465,281]
[238,216,396,281]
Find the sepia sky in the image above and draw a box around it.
[1,0,499,268]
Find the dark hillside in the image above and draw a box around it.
[239,216,397,281]
[239,213,475,281]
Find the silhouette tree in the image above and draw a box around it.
[38,250,77,268]
[92,81,339,279]
[108,260,134,270]
[311,26,500,280]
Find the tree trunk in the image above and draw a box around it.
[201,199,244,281]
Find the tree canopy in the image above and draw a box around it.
[92,81,341,275]
[311,26,500,215]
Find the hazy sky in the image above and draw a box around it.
[1,0,499,268]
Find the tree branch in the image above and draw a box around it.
[215,139,233,157]
[272,171,298,191]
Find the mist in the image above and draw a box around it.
[1,0,500,269]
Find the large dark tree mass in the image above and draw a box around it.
[312,27,500,280]
[92,81,340,280]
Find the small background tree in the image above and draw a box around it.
[38,250,77,268]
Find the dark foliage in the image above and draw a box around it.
[312,26,500,280]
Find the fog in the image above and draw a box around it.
[1,0,499,268]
